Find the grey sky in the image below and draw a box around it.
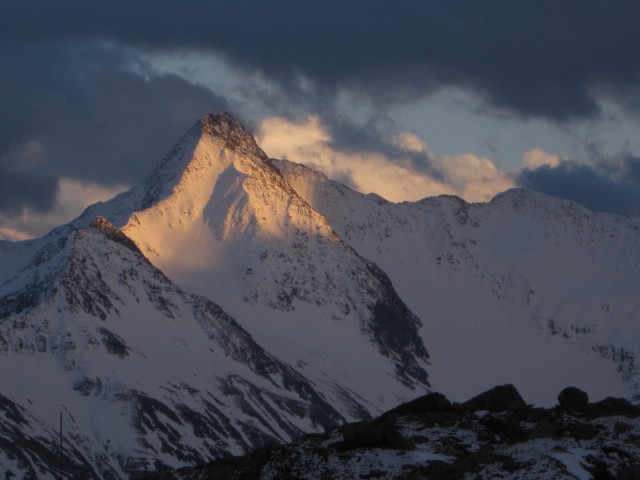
[1,1,640,238]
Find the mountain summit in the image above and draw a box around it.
[1,113,640,478]
[80,113,433,408]
[138,113,275,210]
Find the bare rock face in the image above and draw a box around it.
[90,216,143,255]
[558,386,589,413]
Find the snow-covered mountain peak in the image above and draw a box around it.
[104,117,432,406]
[199,112,268,159]
[116,113,336,267]
[73,119,640,408]
[133,112,272,212]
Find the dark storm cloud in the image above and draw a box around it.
[0,169,58,215]
[2,1,640,224]
[3,1,640,121]
[0,42,229,187]
[517,155,640,216]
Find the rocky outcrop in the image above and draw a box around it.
[90,216,144,256]
[157,385,640,480]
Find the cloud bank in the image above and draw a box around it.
[4,1,640,121]
[517,153,640,216]
[257,116,514,203]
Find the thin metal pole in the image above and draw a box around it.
[59,411,63,480]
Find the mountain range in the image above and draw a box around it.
[0,113,638,478]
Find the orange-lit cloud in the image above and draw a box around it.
[257,116,514,203]
[522,149,563,170]
[438,153,514,202]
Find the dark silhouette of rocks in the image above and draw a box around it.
[384,391,452,417]
[587,396,640,418]
[151,385,640,480]
[338,418,414,451]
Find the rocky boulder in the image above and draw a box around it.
[462,384,527,412]
[558,386,589,413]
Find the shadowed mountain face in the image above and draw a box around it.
[1,113,639,478]
[273,158,640,404]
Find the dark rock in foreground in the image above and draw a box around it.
[558,386,589,413]
[147,385,640,480]
[383,391,452,417]
[587,396,640,418]
[461,384,528,412]
[338,418,414,452]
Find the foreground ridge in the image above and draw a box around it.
[156,385,640,480]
